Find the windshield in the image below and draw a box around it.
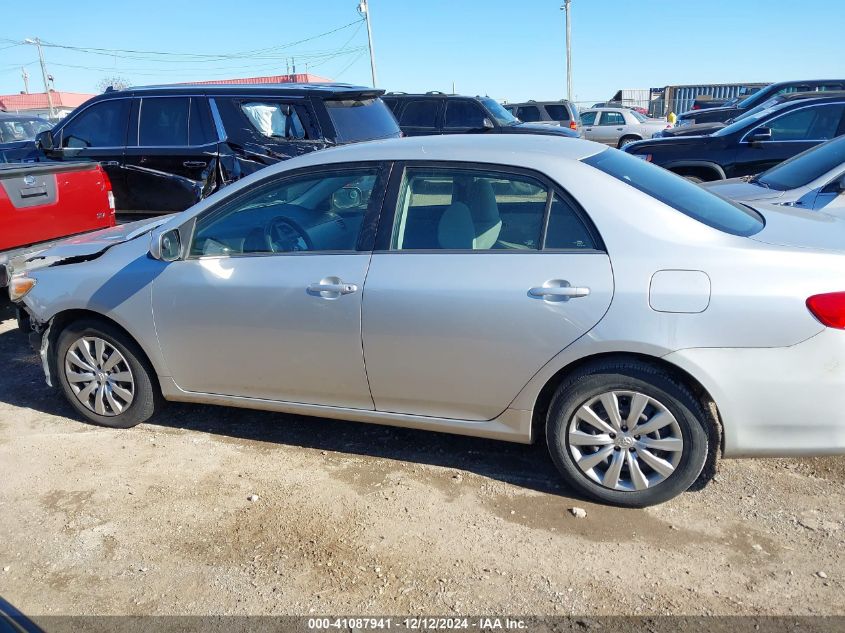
[756,136,845,191]
[324,98,401,143]
[0,117,51,143]
[584,149,764,236]
[737,85,774,109]
[481,98,519,126]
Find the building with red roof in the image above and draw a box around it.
[0,91,95,120]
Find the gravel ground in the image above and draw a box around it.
[0,316,843,617]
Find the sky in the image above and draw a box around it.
[1,0,843,106]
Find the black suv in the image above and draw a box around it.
[676,79,845,126]
[381,92,578,139]
[18,83,400,215]
[624,92,845,182]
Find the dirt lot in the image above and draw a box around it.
[0,316,843,617]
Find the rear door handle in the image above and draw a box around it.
[529,286,591,298]
[183,160,207,168]
[616,128,624,131]
[99,160,119,167]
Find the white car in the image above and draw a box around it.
[704,134,845,212]
[580,108,671,148]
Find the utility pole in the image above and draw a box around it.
[21,67,29,94]
[24,37,55,119]
[358,0,378,88]
[560,2,573,102]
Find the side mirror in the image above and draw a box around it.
[747,127,772,144]
[35,130,54,151]
[332,186,363,210]
[149,228,182,262]
[482,117,495,131]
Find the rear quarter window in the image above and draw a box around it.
[325,98,401,143]
[584,150,765,237]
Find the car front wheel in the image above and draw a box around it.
[56,320,161,428]
[546,360,709,507]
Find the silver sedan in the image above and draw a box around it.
[8,135,845,507]
[703,134,845,212]
[580,107,671,148]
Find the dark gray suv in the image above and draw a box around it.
[503,100,582,136]
[382,92,578,139]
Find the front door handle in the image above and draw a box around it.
[183,160,207,168]
[529,285,591,298]
[99,160,120,167]
[308,278,358,298]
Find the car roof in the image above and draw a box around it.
[384,92,485,100]
[768,79,845,88]
[776,90,845,102]
[103,83,382,98]
[507,100,571,106]
[266,134,605,171]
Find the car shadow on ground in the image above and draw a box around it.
[0,318,581,501]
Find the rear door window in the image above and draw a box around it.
[399,100,439,128]
[138,97,189,146]
[241,102,306,140]
[516,106,542,122]
[598,111,625,126]
[324,98,401,143]
[580,111,597,126]
[189,97,216,145]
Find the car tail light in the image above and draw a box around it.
[107,191,116,215]
[692,105,701,110]
[569,121,578,131]
[102,172,116,216]
[807,292,845,329]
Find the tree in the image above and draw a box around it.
[97,76,131,93]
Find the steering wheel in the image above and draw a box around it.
[264,216,313,253]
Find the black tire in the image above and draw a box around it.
[617,136,640,148]
[55,319,161,429]
[546,359,709,507]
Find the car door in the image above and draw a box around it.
[732,102,845,177]
[123,96,220,215]
[580,111,598,140]
[442,99,491,135]
[150,162,389,408]
[397,99,442,137]
[361,163,614,421]
[47,97,130,209]
[592,110,626,145]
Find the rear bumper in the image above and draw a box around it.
[665,330,845,457]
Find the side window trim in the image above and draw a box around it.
[187,161,392,259]
[372,160,606,254]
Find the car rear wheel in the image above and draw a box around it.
[546,360,708,507]
[617,136,640,148]
[56,320,161,429]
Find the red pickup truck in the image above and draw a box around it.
[1,162,115,311]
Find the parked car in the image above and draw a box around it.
[0,161,115,314]
[0,112,52,163]
[579,108,671,148]
[660,90,845,138]
[702,134,845,212]
[591,102,649,116]
[381,92,578,139]
[676,79,845,126]
[11,134,845,508]
[7,83,400,216]
[502,100,582,134]
[624,93,845,181]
